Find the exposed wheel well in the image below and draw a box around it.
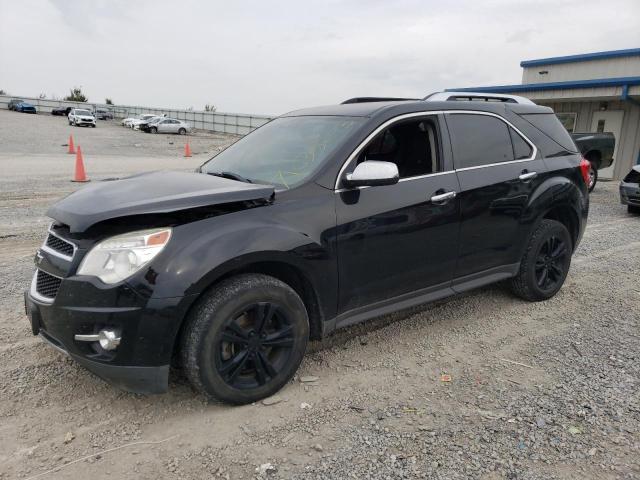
[583,150,602,168]
[543,205,579,251]
[172,261,324,363]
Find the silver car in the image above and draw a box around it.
[145,118,190,135]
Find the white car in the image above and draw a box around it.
[130,114,161,130]
[68,109,96,128]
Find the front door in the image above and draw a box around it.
[335,115,460,313]
[590,110,624,179]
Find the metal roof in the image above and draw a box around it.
[520,48,640,67]
[446,76,640,94]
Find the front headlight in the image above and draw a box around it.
[77,228,172,284]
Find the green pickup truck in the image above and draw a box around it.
[571,132,615,192]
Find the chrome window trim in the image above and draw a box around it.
[41,226,77,261]
[30,269,61,304]
[333,110,538,191]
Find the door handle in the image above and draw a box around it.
[519,171,537,181]
[430,191,456,203]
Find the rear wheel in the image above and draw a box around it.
[181,274,309,404]
[510,219,572,301]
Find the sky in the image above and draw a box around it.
[1,0,639,116]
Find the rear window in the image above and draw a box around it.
[447,114,514,169]
[521,113,578,152]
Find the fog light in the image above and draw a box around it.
[74,329,121,351]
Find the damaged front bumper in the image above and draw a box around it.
[24,284,188,394]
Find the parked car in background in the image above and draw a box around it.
[25,93,589,403]
[131,115,164,130]
[620,165,640,214]
[142,117,190,134]
[571,132,615,192]
[128,114,160,129]
[12,101,37,114]
[68,108,96,127]
[52,106,73,116]
[94,108,114,120]
[8,98,26,110]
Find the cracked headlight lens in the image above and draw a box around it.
[77,228,172,284]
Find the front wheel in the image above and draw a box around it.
[178,128,186,135]
[181,274,309,404]
[587,163,598,192]
[510,219,572,301]
[629,205,640,215]
[149,126,157,134]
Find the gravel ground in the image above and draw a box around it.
[0,110,638,479]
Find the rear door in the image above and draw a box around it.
[335,114,460,313]
[445,112,547,284]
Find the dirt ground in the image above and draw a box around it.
[0,110,638,479]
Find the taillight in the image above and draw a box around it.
[579,157,591,186]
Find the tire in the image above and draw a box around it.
[510,219,572,302]
[180,274,309,404]
[587,162,598,192]
[150,127,157,134]
[178,128,186,135]
[628,205,640,215]
[68,120,72,126]
[91,124,96,128]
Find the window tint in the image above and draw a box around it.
[357,118,439,178]
[521,113,578,152]
[510,128,533,160]
[447,114,514,169]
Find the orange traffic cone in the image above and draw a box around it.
[71,146,90,183]
[184,142,192,158]
[67,134,76,154]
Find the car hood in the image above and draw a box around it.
[47,170,275,232]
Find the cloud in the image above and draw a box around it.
[1,0,638,115]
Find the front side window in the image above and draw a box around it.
[202,116,365,189]
[356,117,440,178]
[447,114,514,169]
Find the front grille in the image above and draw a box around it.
[45,233,75,258]
[36,270,62,299]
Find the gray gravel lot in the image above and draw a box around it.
[0,110,638,479]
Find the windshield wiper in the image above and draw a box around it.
[206,171,253,183]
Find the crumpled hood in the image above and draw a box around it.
[48,170,275,232]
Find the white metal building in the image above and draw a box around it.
[448,48,640,180]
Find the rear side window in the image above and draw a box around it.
[510,128,533,160]
[521,113,578,152]
[447,114,514,169]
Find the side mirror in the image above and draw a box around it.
[344,161,399,188]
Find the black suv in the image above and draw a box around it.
[25,95,590,404]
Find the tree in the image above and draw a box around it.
[204,104,217,112]
[38,93,47,99]
[105,98,113,105]
[64,87,88,102]
[0,89,6,95]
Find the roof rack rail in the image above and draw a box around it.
[341,97,419,104]
[424,91,536,105]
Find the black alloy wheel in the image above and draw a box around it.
[534,235,568,291]
[510,219,572,301]
[216,302,294,390]
[181,273,309,404]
